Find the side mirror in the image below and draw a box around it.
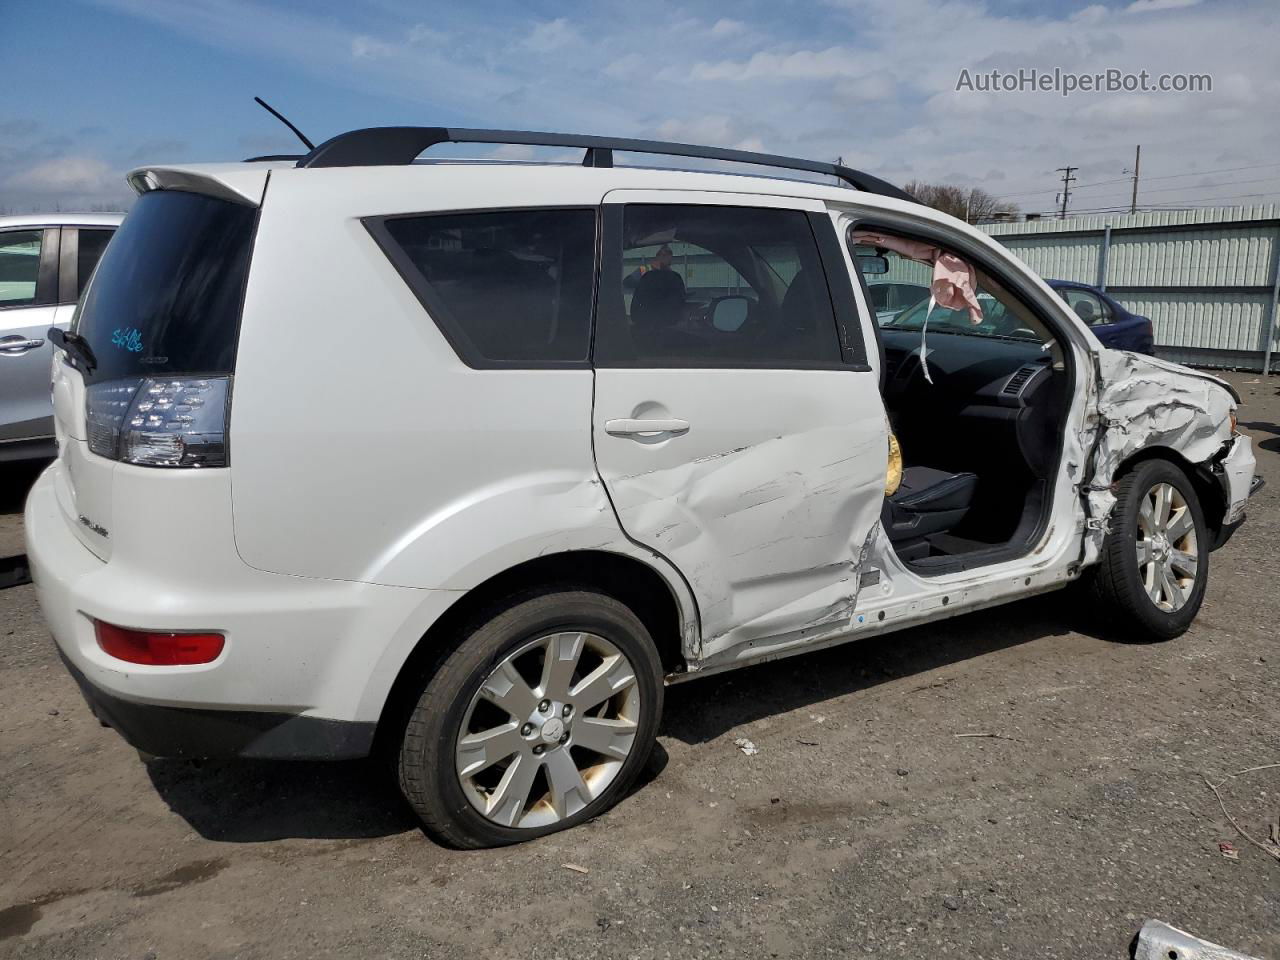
[708,295,750,332]
[857,254,889,276]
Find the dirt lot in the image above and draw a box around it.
[2,370,1277,960]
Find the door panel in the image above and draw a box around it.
[594,369,887,650]
[592,193,888,656]
[0,305,61,443]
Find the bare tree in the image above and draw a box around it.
[902,181,1019,223]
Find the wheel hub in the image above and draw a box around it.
[538,715,566,745]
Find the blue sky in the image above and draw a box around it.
[3,0,1277,215]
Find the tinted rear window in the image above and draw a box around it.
[374,208,596,367]
[73,190,256,383]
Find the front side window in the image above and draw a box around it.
[597,204,842,367]
[0,230,43,307]
[374,208,596,367]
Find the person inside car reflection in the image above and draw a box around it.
[624,244,680,290]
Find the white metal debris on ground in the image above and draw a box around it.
[1133,919,1263,960]
[734,737,759,756]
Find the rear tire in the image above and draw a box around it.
[397,589,663,849]
[1087,458,1208,641]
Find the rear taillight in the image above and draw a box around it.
[94,620,225,666]
[86,376,230,467]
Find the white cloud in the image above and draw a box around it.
[834,71,897,103]
[491,143,536,161]
[691,47,863,83]
[710,18,745,36]
[351,35,393,59]
[6,155,118,194]
[604,53,644,78]
[407,23,447,45]
[1125,0,1201,12]
[523,18,579,53]
[57,0,1280,219]
[1070,5,1109,24]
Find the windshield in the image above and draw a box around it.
[72,190,257,383]
[884,291,1042,341]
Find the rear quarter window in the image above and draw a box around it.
[367,208,596,368]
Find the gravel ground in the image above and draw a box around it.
[1,370,1277,960]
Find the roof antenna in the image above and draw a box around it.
[254,96,315,151]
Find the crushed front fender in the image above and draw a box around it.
[1082,351,1237,565]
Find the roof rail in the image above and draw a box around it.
[294,126,916,202]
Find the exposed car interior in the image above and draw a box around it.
[856,237,1073,571]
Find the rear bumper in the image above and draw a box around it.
[61,651,374,759]
[24,461,457,759]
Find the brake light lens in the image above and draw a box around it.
[86,376,230,467]
[94,620,225,666]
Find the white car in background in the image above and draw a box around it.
[0,214,121,463]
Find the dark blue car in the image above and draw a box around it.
[1046,280,1154,355]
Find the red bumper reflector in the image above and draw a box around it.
[94,620,225,666]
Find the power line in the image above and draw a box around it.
[1005,191,1280,218]
[1030,177,1280,210]
[990,160,1280,202]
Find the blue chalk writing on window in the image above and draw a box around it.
[111,327,143,353]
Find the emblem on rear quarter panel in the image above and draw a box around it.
[78,515,109,539]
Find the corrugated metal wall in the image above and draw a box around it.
[980,205,1280,370]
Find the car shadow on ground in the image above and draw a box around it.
[0,460,49,517]
[145,592,1101,844]
[661,592,1087,745]
[1239,420,1280,455]
[145,756,420,842]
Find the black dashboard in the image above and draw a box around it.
[879,328,1065,483]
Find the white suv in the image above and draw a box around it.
[25,128,1260,848]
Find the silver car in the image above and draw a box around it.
[0,213,121,462]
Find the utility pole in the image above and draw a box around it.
[1056,166,1077,219]
[1129,144,1141,214]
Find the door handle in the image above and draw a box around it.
[0,336,45,355]
[605,418,690,437]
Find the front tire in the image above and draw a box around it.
[1088,458,1208,641]
[397,589,664,849]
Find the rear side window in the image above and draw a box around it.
[595,204,844,368]
[72,190,256,384]
[75,228,114,297]
[0,230,43,307]
[1058,287,1112,326]
[371,208,596,367]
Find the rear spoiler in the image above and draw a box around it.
[125,163,284,207]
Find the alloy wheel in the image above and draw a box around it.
[455,631,641,829]
[1135,481,1199,613]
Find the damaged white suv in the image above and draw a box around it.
[26,127,1260,848]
